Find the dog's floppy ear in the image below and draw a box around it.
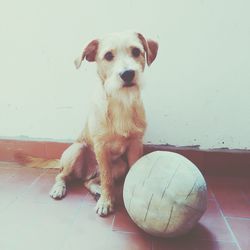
[74,39,99,69]
[137,33,158,66]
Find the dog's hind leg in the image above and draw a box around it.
[50,142,87,199]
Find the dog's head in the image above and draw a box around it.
[75,31,158,95]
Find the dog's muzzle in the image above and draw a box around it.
[120,70,135,87]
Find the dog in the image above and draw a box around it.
[16,31,158,216]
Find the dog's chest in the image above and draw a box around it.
[107,102,145,138]
[108,138,128,160]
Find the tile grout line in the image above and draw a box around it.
[18,168,49,196]
[59,202,116,250]
[225,215,250,221]
[111,211,116,231]
[111,229,145,235]
[56,201,88,250]
[210,189,242,250]
[0,168,49,213]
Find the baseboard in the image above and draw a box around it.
[144,145,250,177]
[0,139,249,177]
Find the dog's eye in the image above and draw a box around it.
[104,51,114,61]
[132,47,141,58]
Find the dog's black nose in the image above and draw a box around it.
[120,70,135,84]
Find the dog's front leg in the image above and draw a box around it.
[127,138,143,167]
[94,144,114,216]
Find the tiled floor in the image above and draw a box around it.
[0,162,249,250]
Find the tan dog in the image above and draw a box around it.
[16,31,158,216]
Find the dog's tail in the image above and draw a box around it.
[14,152,60,169]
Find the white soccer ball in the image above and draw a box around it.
[123,151,207,238]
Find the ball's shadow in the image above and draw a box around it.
[154,223,221,249]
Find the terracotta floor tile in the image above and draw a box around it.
[106,232,152,250]
[63,230,113,250]
[63,203,115,249]
[226,217,250,250]
[112,206,146,234]
[5,165,45,185]
[192,199,235,242]
[0,165,45,211]
[0,162,248,250]
[64,230,152,250]
[0,163,19,183]
[153,237,238,250]
[71,202,114,230]
[0,188,18,211]
[20,169,92,206]
[0,199,80,250]
[203,178,215,200]
[18,169,55,197]
[208,176,250,218]
[207,186,215,200]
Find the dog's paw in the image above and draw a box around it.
[95,196,114,217]
[49,182,66,200]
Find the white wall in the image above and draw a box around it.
[1,0,250,149]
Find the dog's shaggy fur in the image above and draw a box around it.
[16,31,158,216]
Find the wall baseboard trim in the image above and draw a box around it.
[0,139,249,177]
